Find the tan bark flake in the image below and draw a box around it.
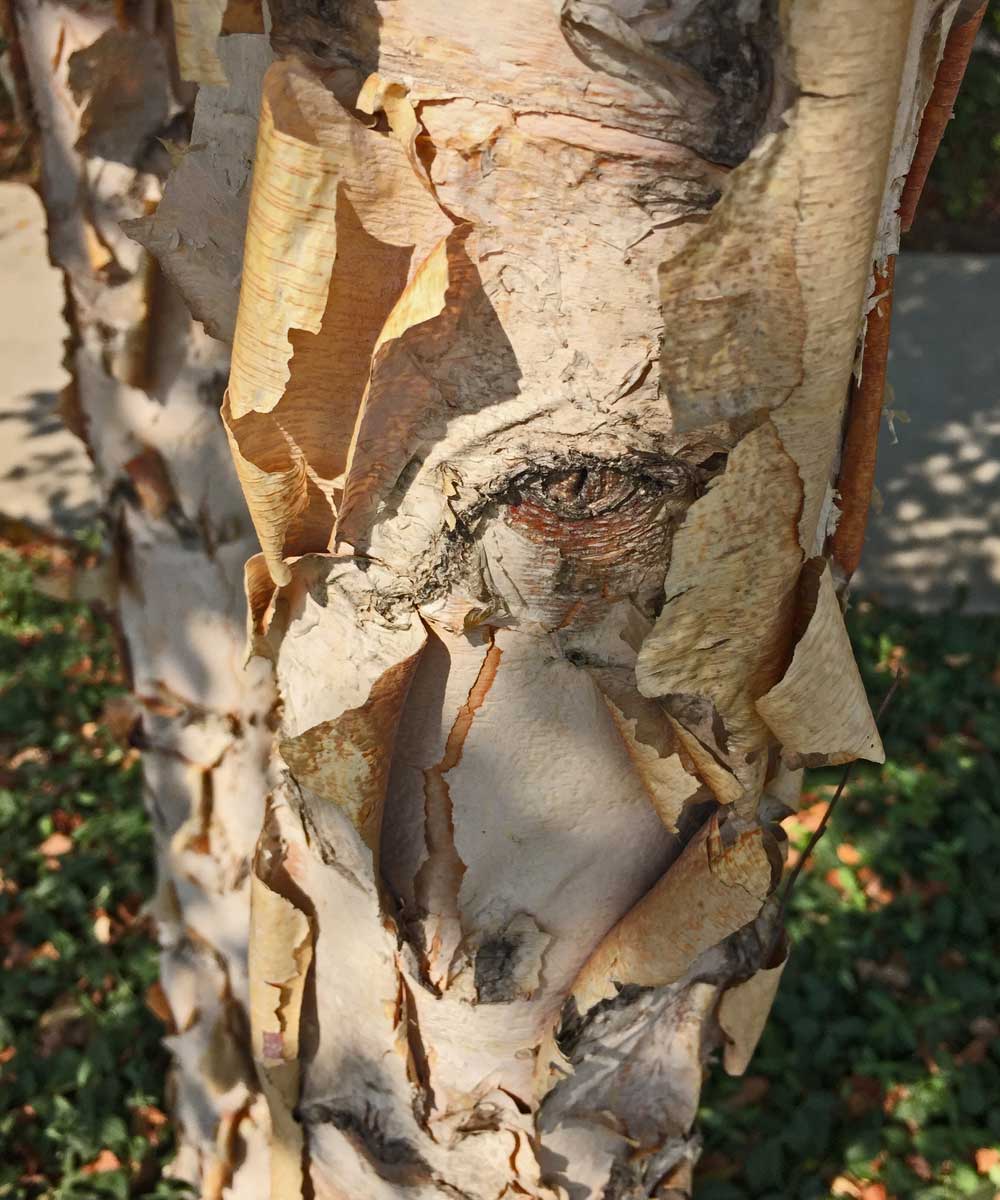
[225,60,452,583]
[659,129,804,432]
[571,815,771,1013]
[717,950,789,1077]
[602,695,702,834]
[756,562,884,768]
[249,853,313,1199]
[635,421,803,788]
[280,648,426,855]
[125,35,274,344]
[171,0,229,85]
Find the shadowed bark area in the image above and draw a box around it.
[9,3,275,1192]
[15,0,972,1195]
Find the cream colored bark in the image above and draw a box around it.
[138,0,957,1195]
[9,3,274,1193]
[25,0,961,1195]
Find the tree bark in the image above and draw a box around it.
[6,2,275,1193]
[137,0,963,1196]
[11,0,967,1195]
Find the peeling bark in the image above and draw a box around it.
[138,1,959,1195]
[9,3,274,1191]
[20,0,971,1194]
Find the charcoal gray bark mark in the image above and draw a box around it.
[267,0,382,72]
[560,0,778,165]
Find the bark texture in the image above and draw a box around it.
[9,3,275,1192]
[132,0,963,1196]
[20,0,967,1195]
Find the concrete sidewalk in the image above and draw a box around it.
[0,182,98,534]
[856,254,999,612]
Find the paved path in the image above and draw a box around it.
[0,181,996,609]
[856,253,1000,612]
[0,182,98,534]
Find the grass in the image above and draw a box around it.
[0,542,998,1198]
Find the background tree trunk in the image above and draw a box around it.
[7,3,275,1193]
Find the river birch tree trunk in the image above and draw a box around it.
[5,2,275,1192]
[11,0,976,1195]
[140,0,968,1196]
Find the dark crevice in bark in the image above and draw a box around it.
[297,1090,434,1185]
[267,0,381,74]
[560,0,780,165]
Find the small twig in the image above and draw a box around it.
[830,257,896,580]
[766,672,901,964]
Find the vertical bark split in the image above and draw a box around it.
[10,3,275,1191]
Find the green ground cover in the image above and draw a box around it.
[699,602,1000,1199]
[0,544,186,1200]
[0,546,998,1200]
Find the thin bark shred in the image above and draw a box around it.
[32,0,977,1195]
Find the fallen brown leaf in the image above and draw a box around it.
[50,809,83,835]
[116,894,144,926]
[37,832,73,857]
[879,644,908,675]
[92,909,113,945]
[3,941,32,969]
[37,992,88,1056]
[9,746,49,769]
[975,1148,1000,1175]
[831,1177,861,1199]
[80,1149,121,1175]
[29,940,60,963]
[0,909,24,946]
[955,1036,991,1066]
[906,1154,933,1182]
[826,867,849,897]
[66,655,94,679]
[856,956,911,991]
[857,867,895,908]
[789,799,830,834]
[132,1103,168,1145]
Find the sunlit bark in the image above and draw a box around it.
[181,2,958,1193]
[11,0,969,1195]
